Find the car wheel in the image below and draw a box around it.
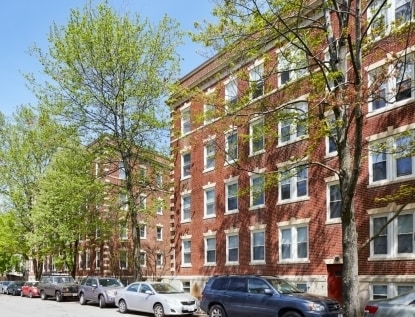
[118,299,128,314]
[98,295,106,308]
[153,303,165,317]
[281,311,302,317]
[79,293,86,305]
[12,289,16,296]
[209,304,227,317]
[55,291,63,302]
[40,291,47,300]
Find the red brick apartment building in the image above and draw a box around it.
[170,0,415,306]
[38,152,172,284]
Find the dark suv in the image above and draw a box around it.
[200,275,343,317]
[78,276,124,308]
[38,273,79,302]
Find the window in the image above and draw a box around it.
[95,250,100,269]
[120,250,128,269]
[139,224,146,239]
[139,252,146,266]
[370,283,415,299]
[278,102,308,144]
[119,161,126,180]
[79,253,83,270]
[182,152,191,178]
[85,250,91,269]
[249,62,264,99]
[369,0,413,39]
[156,174,163,187]
[139,167,146,183]
[226,233,239,264]
[250,173,265,208]
[280,225,308,261]
[328,183,342,220]
[156,253,163,266]
[205,237,216,265]
[225,130,238,163]
[278,44,308,86]
[250,118,265,155]
[225,179,239,213]
[325,115,338,155]
[370,211,415,258]
[139,194,146,210]
[181,106,191,134]
[224,77,238,111]
[204,103,216,124]
[156,198,164,215]
[120,225,128,240]
[204,141,215,171]
[369,132,415,184]
[119,193,128,210]
[369,55,414,112]
[279,165,308,202]
[204,187,216,218]
[373,284,388,299]
[182,239,192,266]
[181,194,191,222]
[156,226,162,241]
[251,230,265,263]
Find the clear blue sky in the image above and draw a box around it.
[0,0,214,117]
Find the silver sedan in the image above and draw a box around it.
[364,291,415,316]
[115,281,198,317]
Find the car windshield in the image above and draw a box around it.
[151,283,183,294]
[99,278,123,287]
[266,278,304,294]
[56,276,75,283]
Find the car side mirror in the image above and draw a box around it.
[92,284,98,288]
[264,288,273,295]
[145,290,154,295]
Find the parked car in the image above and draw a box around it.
[200,275,343,317]
[78,276,123,308]
[364,291,415,316]
[115,281,198,316]
[38,273,79,302]
[21,281,40,298]
[6,281,25,296]
[1,281,11,294]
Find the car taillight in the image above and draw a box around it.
[364,305,378,314]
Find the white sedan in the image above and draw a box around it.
[115,281,198,317]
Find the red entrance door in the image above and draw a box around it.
[327,264,343,304]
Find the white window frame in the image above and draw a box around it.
[224,76,238,111]
[181,104,191,135]
[249,117,265,156]
[181,152,191,179]
[85,250,91,270]
[119,161,126,180]
[327,181,342,222]
[204,233,217,266]
[119,250,128,269]
[203,184,216,218]
[369,283,415,300]
[204,139,216,172]
[278,164,309,203]
[156,226,163,241]
[204,88,216,125]
[225,176,239,214]
[278,101,308,145]
[139,251,147,267]
[277,43,308,86]
[95,250,100,269]
[181,193,191,223]
[225,129,238,164]
[181,236,192,267]
[250,172,265,209]
[368,53,415,113]
[120,225,128,240]
[368,128,415,185]
[225,229,240,264]
[156,198,164,215]
[250,227,266,264]
[139,223,147,239]
[369,209,415,260]
[119,193,128,211]
[325,114,338,156]
[156,253,163,267]
[249,60,265,99]
[279,224,309,263]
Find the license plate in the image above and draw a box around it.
[72,293,77,296]
[338,314,343,317]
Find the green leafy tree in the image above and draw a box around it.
[191,0,415,316]
[30,144,105,278]
[29,2,183,280]
[0,106,74,279]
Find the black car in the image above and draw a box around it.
[6,281,25,296]
[38,273,79,302]
[200,275,343,317]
